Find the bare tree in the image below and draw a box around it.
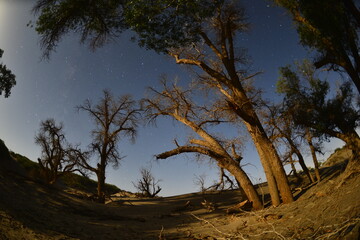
[210,167,238,191]
[305,129,322,182]
[133,167,162,198]
[35,118,79,184]
[144,80,263,210]
[264,105,315,183]
[194,168,237,193]
[166,2,293,205]
[77,90,140,203]
[33,0,294,205]
[283,153,302,183]
[194,174,209,193]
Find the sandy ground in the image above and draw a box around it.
[0,152,359,239]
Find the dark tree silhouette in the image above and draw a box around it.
[133,167,162,198]
[0,49,16,98]
[277,60,360,159]
[273,0,360,94]
[35,119,79,184]
[77,90,140,203]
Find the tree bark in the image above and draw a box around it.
[291,144,315,183]
[224,161,263,210]
[245,122,292,205]
[340,56,360,94]
[289,155,302,183]
[96,167,106,204]
[170,19,294,205]
[228,97,293,205]
[157,147,263,209]
[306,132,321,182]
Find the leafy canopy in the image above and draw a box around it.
[0,49,16,98]
[34,0,221,56]
[277,60,360,139]
[273,0,360,93]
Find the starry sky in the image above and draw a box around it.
[0,0,343,196]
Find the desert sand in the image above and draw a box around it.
[0,148,359,239]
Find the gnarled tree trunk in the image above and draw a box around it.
[228,90,293,205]
[224,160,263,210]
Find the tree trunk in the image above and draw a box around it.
[292,145,315,183]
[339,56,360,94]
[228,88,294,205]
[96,168,106,204]
[289,155,302,183]
[244,121,294,204]
[225,161,263,210]
[306,134,321,182]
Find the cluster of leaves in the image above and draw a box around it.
[124,0,221,52]
[33,0,221,56]
[34,0,127,58]
[280,0,359,52]
[0,49,16,98]
[273,0,360,92]
[277,60,360,140]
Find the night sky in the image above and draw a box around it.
[0,0,343,196]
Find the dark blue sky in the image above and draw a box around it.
[0,0,342,196]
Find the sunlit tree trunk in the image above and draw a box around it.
[289,140,315,183]
[289,155,301,182]
[225,160,263,210]
[306,131,321,182]
[228,89,293,205]
[147,81,264,209]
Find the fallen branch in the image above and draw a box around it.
[314,217,360,240]
[159,226,165,240]
[190,213,246,240]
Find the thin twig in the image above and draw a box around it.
[159,225,165,240]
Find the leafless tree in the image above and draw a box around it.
[143,80,263,210]
[305,129,322,182]
[264,105,315,183]
[211,167,238,191]
[77,90,140,203]
[194,174,209,193]
[166,1,293,205]
[265,103,323,183]
[133,167,162,198]
[35,118,80,184]
[33,0,294,206]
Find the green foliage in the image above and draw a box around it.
[274,0,359,56]
[273,0,360,92]
[300,1,356,53]
[33,0,220,56]
[124,0,220,52]
[34,0,127,58]
[277,60,360,140]
[0,49,16,98]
